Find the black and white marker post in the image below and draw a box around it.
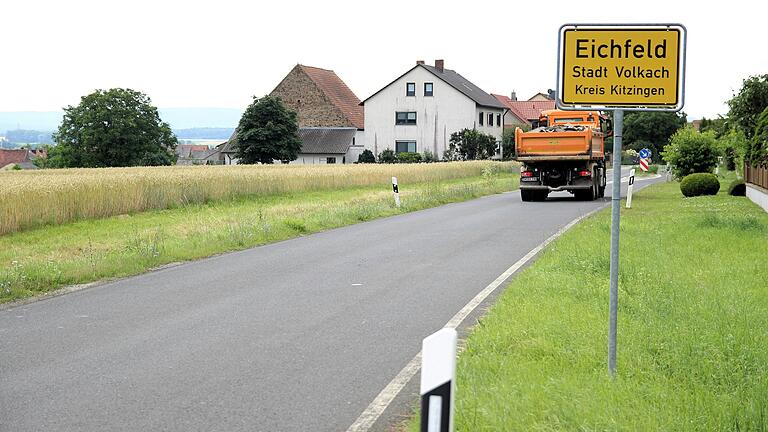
[420,328,457,432]
[625,168,636,209]
[392,176,401,208]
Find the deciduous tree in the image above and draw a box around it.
[727,74,768,138]
[49,88,177,167]
[662,127,720,178]
[623,111,687,159]
[234,96,301,164]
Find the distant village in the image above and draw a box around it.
[2,59,562,169]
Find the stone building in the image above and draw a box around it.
[220,64,365,164]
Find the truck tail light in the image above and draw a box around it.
[521,171,534,177]
[578,170,592,177]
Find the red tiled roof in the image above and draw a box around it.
[0,149,33,168]
[299,65,364,129]
[492,94,555,123]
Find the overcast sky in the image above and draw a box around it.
[2,0,765,120]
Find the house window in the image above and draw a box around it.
[395,111,417,125]
[406,82,416,96]
[497,113,501,127]
[479,112,484,126]
[424,82,433,96]
[327,157,337,164]
[395,141,417,153]
[488,113,494,126]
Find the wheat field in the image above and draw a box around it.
[0,161,517,235]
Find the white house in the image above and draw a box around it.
[361,60,506,159]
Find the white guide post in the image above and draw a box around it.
[420,328,457,432]
[392,176,401,208]
[626,168,636,209]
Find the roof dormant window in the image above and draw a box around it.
[424,82,433,96]
[395,111,417,125]
[406,82,416,96]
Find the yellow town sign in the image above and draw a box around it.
[557,24,686,111]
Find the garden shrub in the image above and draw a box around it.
[728,179,746,196]
[357,149,376,163]
[396,152,422,163]
[422,150,437,163]
[662,127,721,178]
[378,149,396,163]
[680,173,720,197]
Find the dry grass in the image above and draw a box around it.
[0,161,517,235]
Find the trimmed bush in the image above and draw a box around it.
[728,179,746,196]
[680,173,720,197]
[396,152,422,164]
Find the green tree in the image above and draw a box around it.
[448,129,498,160]
[699,116,729,138]
[501,129,515,160]
[717,129,748,171]
[623,111,687,159]
[49,88,177,167]
[727,74,768,138]
[662,127,721,178]
[748,106,768,166]
[357,149,376,163]
[234,95,301,164]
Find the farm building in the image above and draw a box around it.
[220,64,365,165]
[0,149,46,170]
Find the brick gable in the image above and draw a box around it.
[270,65,363,129]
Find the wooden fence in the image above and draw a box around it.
[745,162,768,189]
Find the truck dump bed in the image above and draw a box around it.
[515,125,605,161]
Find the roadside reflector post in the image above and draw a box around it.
[625,168,636,208]
[392,176,401,208]
[420,328,457,432]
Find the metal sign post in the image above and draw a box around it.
[608,110,622,377]
[557,23,686,377]
[420,328,457,432]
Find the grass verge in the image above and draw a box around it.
[407,177,768,431]
[0,172,518,304]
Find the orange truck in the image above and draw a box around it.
[514,110,608,201]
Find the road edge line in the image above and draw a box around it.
[345,204,607,432]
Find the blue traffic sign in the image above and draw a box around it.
[639,148,651,159]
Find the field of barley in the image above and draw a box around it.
[0,161,517,235]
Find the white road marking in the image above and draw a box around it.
[346,204,608,432]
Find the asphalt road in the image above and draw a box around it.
[1,168,657,432]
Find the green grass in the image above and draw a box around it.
[0,172,518,304]
[407,177,768,431]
